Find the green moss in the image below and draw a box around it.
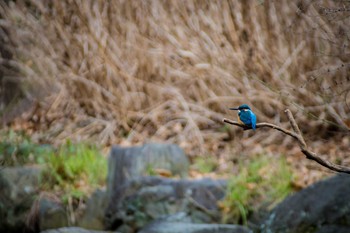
[220,154,293,225]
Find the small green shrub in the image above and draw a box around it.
[220,155,293,225]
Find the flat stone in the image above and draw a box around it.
[139,222,252,233]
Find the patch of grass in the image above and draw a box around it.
[192,156,218,173]
[43,140,107,201]
[0,130,107,202]
[220,154,293,225]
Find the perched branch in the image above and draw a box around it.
[223,109,350,174]
[222,118,300,141]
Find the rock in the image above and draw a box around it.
[260,174,350,233]
[78,189,108,230]
[139,222,252,233]
[39,195,68,231]
[26,193,68,232]
[138,212,252,233]
[105,143,190,230]
[40,226,113,233]
[105,176,226,231]
[107,144,189,197]
[315,225,350,233]
[0,166,42,232]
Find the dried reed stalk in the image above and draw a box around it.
[0,0,349,157]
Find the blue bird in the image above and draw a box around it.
[229,104,257,130]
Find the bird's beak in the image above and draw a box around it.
[229,108,239,110]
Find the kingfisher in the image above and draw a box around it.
[229,104,257,130]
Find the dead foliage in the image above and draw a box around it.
[0,1,349,183]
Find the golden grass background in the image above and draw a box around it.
[1,1,349,178]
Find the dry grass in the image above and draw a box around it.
[0,1,349,169]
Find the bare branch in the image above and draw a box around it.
[223,109,350,174]
[222,118,300,141]
[284,109,307,147]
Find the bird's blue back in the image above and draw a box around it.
[239,110,256,130]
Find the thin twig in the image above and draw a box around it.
[284,109,307,147]
[223,109,350,174]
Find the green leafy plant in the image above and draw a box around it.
[220,155,293,225]
[44,140,107,201]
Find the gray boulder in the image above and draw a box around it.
[38,195,68,231]
[105,143,190,230]
[139,222,251,233]
[105,176,226,231]
[0,166,42,232]
[261,174,350,233]
[22,193,68,232]
[78,189,108,230]
[107,144,189,197]
[139,212,252,233]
